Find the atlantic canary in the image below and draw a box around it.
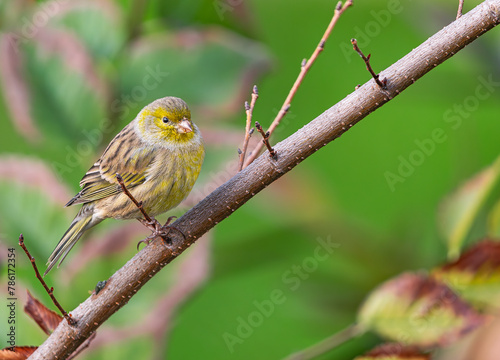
[45,97,204,275]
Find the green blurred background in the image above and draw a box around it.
[0,0,499,359]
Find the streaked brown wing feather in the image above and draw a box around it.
[66,122,156,207]
[79,162,101,187]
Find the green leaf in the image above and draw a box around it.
[52,2,126,61]
[432,240,500,311]
[357,272,483,347]
[22,37,108,144]
[438,155,500,259]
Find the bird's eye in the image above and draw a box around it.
[162,116,169,123]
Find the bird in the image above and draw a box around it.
[44,97,205,275]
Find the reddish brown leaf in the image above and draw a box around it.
[0,34,41,141]
[433,239,500,309]
[0,346,37,359]
[24,290,62,335]
[440,240,500,273]
[356,343,430,359]
[358,272,484,347]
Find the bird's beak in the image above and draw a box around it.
[177,118,193,133]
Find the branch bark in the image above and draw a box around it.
[29,1,500,358]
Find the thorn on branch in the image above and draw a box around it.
[351,38,387,89]
[457,0,464,19]
[255,122,277,160]
[19,234,75,326]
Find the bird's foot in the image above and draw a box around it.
[136,216,186,250]
[136,234,154,250]
[138,217,162,233]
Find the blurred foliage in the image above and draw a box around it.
[357,272,483,348]
[0,0,499,359]
[354,343,430,360]
[438,156,500,259]
[433,240,500,311]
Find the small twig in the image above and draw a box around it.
[351,39,387,89]
[18,234,75,325]
[238,85,259,171]
[116,173,153,223]
[255,122,277,159]
[242,0,353,168]
[457,0,464,19]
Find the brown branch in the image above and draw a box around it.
[29,2,500,359]
[457,0,465,19]
[255,121,277,159]
[351,39,387,89]
[242,0,353,168]
[87,234,211,355]
[67,332,96,360]
[18,234,75,325]
[238,85,259,171]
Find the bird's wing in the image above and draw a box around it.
[66,124,156,206]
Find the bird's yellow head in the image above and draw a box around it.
[136,97,198,147]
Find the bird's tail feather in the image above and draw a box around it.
[44,214,94,276]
